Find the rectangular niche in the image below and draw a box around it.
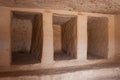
[53,14,77,61]
[87,16,108,60]
[11,11,43,65]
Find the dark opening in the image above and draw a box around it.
[53,14,77,61]
[87,17,108,60]
[11,11,43,65]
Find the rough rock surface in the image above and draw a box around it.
[88,17,108,58]
[0,0,120,14]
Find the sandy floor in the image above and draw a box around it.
[0,62,119,77]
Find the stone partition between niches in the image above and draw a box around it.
[87,17,108,59]
[0,8,11,66]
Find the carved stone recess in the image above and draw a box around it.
[0,7,116,72]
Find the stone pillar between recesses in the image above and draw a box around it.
[41,12,54,64]
[77,15,87,61]
[108,16,115,60]
[0,7,11,66]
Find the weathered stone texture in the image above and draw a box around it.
[31,14,43,60]
[62,17,77,58]
[0,0,120,14]
[88,17,108,58]
[53,24,62,53]
[11,12,33,52]
[0,8,11,66]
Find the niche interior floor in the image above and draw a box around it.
[12,51,40,65]
[54,51,75,61]
[87,53,105,60]
[54,51,104,61]
[12,51,105,65]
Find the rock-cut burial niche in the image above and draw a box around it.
[87,17,108,60]
[11,11,43,65]
[53,14,77,61]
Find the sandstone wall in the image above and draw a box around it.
[53,24,62,53]
[0,8,11,66]
[11,12,33,52]
[62,17,77,58]
[30,14,43,60]
[0,66,120,80]
[115,15,120,60]
[87,17,108,58]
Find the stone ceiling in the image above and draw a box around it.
[0,0,120,14]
